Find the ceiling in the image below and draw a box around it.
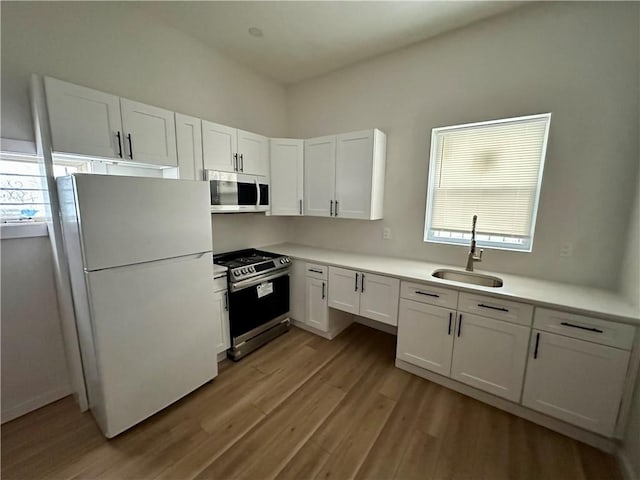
[137,1,523,85]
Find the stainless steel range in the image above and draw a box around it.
[213,249,291,360]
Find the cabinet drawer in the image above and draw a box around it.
[534,309,635,350]
[305,263,328,280]
[213,275,227,292]
[458,292,533,326]
[400,281,458,309]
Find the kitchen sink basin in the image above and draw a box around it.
[432,269,503,288]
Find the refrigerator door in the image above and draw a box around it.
[72,174,212,271]
[86,252,218,438]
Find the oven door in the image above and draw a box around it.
[228,271,290,344]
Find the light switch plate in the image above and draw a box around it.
[383,227,392,240]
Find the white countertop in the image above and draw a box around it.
[263,243,640,326]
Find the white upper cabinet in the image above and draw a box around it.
[120,98,177,167]
[175,113,203,181]
[202,122,269,176]
[45,77,123,159]
[304,135,336,217]
[335,129,385,220]
[450,313,530,402]
[44,77,179,167]
[522,330,631,437]
[202,120,237,173]
[237,129,269,176]
[270,139,304,216]
[397,300,455,377]
[303,129,386,220]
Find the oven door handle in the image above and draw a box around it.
[230,270,289,293]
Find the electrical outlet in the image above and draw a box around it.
[560,242,573,257]
[383,227,392,240]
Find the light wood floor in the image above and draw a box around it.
[1,323,621,480]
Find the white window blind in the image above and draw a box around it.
[424,113,551,251]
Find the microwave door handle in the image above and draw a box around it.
[255,179,260,207]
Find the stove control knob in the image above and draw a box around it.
[280,258,286,264]
[249,266,255,272]
[241,268,247,274]
[233,270,240,276]
[285,257,290,263]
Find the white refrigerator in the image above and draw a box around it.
[57,174,218,438]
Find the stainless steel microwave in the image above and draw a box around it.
[206,170,270,213]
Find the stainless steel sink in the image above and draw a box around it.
[432,269,503,288]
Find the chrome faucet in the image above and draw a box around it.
[465,215,483,272]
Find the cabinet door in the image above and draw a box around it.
[334,130,374,219]
[327,266,359,315]
[359,273,400,326]
[304,136,336,217]
[289,260,306,322]
[202,120,237,173]
[175,113,203,181]
[45,77,123,159]
[270,139,304,216]
[397,300,455,377]
[212,290,231,354]
[120,98,177,166]
[522,330,630,437]
[306,277,329,331]
[451,313,530,402]
[237,129,269,176]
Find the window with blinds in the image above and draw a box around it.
[424,113,551,252]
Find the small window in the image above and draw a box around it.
[0,153,89,223]
[424,113,551,252]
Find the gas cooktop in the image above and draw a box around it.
[213,249,291,283]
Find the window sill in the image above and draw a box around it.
[1,222,49,239]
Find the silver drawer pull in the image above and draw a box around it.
[478,303,508,312]
[560,322,603,334]
[308,268,323,274]
[416,291,439,298]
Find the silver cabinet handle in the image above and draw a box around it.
[224,291,229,311]
[233,153,238,171]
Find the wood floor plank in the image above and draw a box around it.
[355,376,437,480]
[0,324,623,480]
[275,440,330,480]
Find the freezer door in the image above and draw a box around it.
[86,252,218,438]
[72,174,212,270]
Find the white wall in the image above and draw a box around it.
[1,235,71,422]
[286,2,640,289]
[1,0,291,254]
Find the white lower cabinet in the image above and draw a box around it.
[522,330,630,437]
[328,266,399,326]
[397,300,455,376]
[450,313,530,402]
[327,267,360,315]
[212,289,231,354]
[306,277,328,331]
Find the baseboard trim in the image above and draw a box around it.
[617,450,637,480]
[1,385,72,424]
[395,359,616,453]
